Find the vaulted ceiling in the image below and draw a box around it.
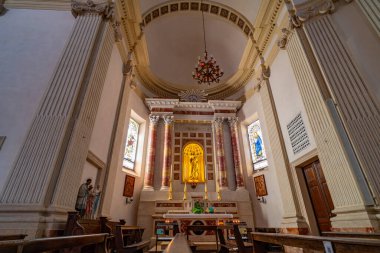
[118,0,282,99]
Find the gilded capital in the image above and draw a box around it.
[71,0,114,20]
[213,117,225,127]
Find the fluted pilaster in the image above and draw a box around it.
[0,2,114,207]
[143,115,160,190]
[227,117,244,189]
[303,13,380,202]
[161,115,174,190]
[357,0,380,36]
[213,117,228,189]
[287,29,368,214]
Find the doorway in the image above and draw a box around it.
[302,160,335,232]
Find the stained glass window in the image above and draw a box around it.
[248,120,268,170]
[123,118,139,170]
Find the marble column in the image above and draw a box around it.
[227,117,244,189]
[143,114,160,190]
[161,115,174,190]
[213,117,228,189]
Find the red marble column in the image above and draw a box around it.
[161,115,174,190]
[143,114,160,190]
[228,117,244,189]
[213,117,228,189]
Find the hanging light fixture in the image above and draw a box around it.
[192,0,224,85]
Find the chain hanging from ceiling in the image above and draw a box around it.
[192,0,224,85]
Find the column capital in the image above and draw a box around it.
[227,117,239,127]
[213,117,225,125]
[163,115,174,125]
[71,0,114,20]
[149,114,160,125]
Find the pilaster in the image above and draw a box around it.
[283,2,379,229]
[99,60,134,217]
[213,117,228,190]
[258,61,306,229]
[356,0,380,36]
[0,0,115,236]
[227,117,244,190]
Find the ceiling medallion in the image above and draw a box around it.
[192,1,224,85]
[178,89,208,102]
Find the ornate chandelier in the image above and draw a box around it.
[192,1,223,85]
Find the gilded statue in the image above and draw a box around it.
[182,142,205,183]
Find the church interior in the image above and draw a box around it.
[0,0,380,252]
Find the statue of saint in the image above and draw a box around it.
[75,178,92,217]
[189,153,199,181]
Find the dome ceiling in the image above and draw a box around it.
[124,0,264,99]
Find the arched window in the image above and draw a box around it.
[182,142,205,183]
[123,118,139,170]
[247,120,268,170]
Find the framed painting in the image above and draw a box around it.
[123,175,135,197]
[253,174,268,197]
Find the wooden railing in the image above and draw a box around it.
[251,232,380,253]
[0,233,108,253]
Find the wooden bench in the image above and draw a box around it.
[0,233,108,253]
[0,235,27,241]
[115,225,150,253]
[217,225,253,253]
[251,232,380,253]
[322,231,380,239]
[186,225,219,252]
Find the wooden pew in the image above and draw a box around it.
[0,235,27,241]
[114,225,150,253]
[322,231,380,239]
[0,233,108,253]
[217,228,238,253]
[186,225,219,252]
[251,232,380,253]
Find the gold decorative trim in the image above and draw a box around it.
[87,150,106,170]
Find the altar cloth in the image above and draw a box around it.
[163,213,233,219]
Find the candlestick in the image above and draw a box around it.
[183,182,187,200]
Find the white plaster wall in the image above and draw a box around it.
[269,50,317,163]
[81,161,99,186]
[109,90,150,224]
[0,9,74,193]
[331,3,380,103]
[237,82,284,228]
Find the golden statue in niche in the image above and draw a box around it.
[182,142,205,184]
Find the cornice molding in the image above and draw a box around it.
[145,98,242,112]
[87,150,106,170]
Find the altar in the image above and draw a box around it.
[163,213,234,234]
